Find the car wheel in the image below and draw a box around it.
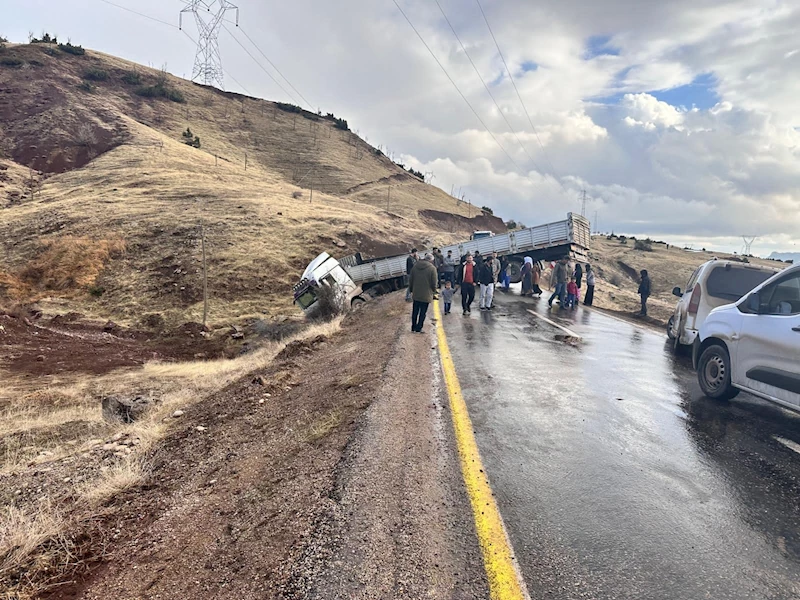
[697,344,740,401]
[667,316,676,340]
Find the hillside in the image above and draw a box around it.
[0,41,504,327]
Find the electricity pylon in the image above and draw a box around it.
[179,1,239,90]
[742,235,756,256]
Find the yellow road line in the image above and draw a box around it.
[433,299,530,600]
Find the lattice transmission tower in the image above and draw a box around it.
[742,235,757,256]
[179,1,239,90]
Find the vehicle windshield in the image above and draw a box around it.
[706,266,775,301]
[295,287,318,309]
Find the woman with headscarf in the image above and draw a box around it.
[532,260,543,296]
[521,256,533,296]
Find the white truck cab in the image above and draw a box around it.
[292,253,364,316]
[694,263,800,413]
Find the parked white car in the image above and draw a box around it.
[694,263,800,412]
[668,259,779,350]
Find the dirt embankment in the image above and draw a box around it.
[30,293,483,599]
[420,209,507,235]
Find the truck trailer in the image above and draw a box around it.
[293,213,590,316]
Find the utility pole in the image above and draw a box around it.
[594,210,598,235]
[387,185,391,212]
[179,1,240,90]
[201,225,208,327]
[581,189,588,217]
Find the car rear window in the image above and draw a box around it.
[705,266,774,301]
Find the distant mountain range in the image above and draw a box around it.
[768,252,799,263]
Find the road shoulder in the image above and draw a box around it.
[288,310,488,599]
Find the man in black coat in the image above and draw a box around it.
[638,269,651,316]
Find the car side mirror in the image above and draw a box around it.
[747,292,760,313]
[672,286,682,297]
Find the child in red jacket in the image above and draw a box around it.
[566,277,579,309]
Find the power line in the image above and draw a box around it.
[391,0,522,172]
[221,23,302,106]
[97,0,178,29]
[474,0,569,195]
[237,26,314,110]
[434,0,542,175]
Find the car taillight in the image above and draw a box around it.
[688,285,702,315]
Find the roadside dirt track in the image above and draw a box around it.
[46,293,485,599]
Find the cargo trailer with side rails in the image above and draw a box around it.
[292,213,590,317]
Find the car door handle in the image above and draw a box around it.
[793,326,800,332]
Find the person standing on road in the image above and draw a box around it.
[489,252,501,307]
[432,247,444,288]
[461,254,476,315]
[405,248,418,301]
[584,264,596,306]
[566,277,579,309]
[443,250,456,286]
[548,257,569,307]
[638,269,651,316]
[532,260,543,296]
[409,253,438,333]
[500,257,511,290]
[478,256,495,310]
[574,263,583,289]
[521,257,533,296]
[441,280,454,315]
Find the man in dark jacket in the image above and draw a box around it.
[574,263,583,288]
[405,248,418,301]
[408,253,438,332]
[548,257,569,307]
[638,269,651,316]
[478,258,494,310]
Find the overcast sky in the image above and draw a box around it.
[4,0,799,256]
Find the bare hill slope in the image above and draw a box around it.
[0,42,503,325]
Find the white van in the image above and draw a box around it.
[694,263,800,412]
[668,260,779,350]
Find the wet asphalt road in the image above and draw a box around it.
[439,286,800,600]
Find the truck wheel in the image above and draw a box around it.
[508,259,523,284]
[697,344,739,401]
[666,316,676,340]
[350,297,366,310]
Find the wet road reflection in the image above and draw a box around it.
[440,288,800,599]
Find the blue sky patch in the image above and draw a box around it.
[585,35,620,58]
[520,60,538,73]
[650,73,719,110]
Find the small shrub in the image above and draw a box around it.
[135,83,185,103]
[181,128,200,148]
[58,42,85,56]
[405,166,424,180]
[77,81,96,93]
[292,191,303,199]
[28,59,44,67]
[88,285,105,297]
[276,102,302,114]
[609,274,622,286]
[506,220,518,229]
[0,57,23,68]
[31,32,58,44]
[82,68,108,82]
[481,206,494,215]
[41,46,58,57]
[634,240,653,252]
[0,35,8,43]
[373,147,383,156]
[333,117,349,130]
[310,283,346,322]
[121,70,142,85]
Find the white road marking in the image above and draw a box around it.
[526,309,582,339]
[774,436,800,456]
[581,305,651,332]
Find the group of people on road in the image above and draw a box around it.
[406,246,652,332]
